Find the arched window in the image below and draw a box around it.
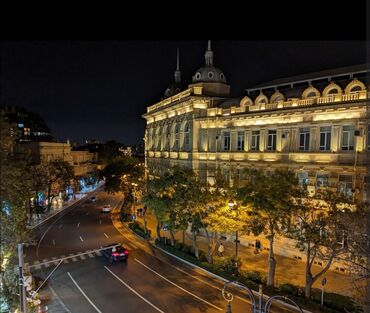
[184,124,190,150]
[323,82,342,97]
[174,124,180,150]
[155,127,161,150]
[270,91,285,103]
[302,86,320,99]
[240,96,253,107]
[255,93,268,106]
[161,126,167,150]
[345,79,366,94]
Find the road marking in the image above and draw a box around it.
[104,233,109,238]
[104,266,165,313]
[134,258,222,311]
[52,239,55,246]
[99,219,101,224]
[88,253,94,258]
[95,251,102,256]
[72,257,78,262]
[58,224,63,229]
[67,272,102,313]
[80,255,86,260]
[80,236,84,242]
[86,212,89,215]
[77,222,80,228]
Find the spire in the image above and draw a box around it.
[205,40,214,66]
[174,48,181,83]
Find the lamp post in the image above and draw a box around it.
[222,280,304,313]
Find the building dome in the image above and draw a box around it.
[192,40,227,84]
[192,66,226,83]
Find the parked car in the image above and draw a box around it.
[101,204,111,213]
[101,243,128,262]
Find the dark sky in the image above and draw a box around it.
[1,40,368,145]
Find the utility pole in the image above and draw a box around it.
[18,243,27,313]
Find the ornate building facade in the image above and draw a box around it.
[143,42,370,203]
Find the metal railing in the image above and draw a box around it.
[222,280,304,313]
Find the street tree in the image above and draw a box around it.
[290,189,365,299]
[43,160,75,212]
[0,115,30,311]
[237,168,301,286]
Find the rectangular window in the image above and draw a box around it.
[338,175,353,198]
[251,131,260,151]
[298,171,309,187]
[223,132,230,151]
[237,131,244,151]
[267,130,276,151]
[342,125,355,151]
[299,128,310,151]
[320,126,331,151]
[316,173,329,188]
[367,125,370,150]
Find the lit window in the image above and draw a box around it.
[237,131,244,151]
[267,130,276,151]
[299,128,310,151]
[251,131,260,151]
[316,173,329,188]
[338,175,353,198]
[223,132,230,151]
[184,124,190,150]
[320,126,331,151]
[341,125,355,151]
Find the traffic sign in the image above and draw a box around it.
[322,277,327,286]
[162,225,168,231]
[131,214,136,221]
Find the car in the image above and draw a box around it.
[101,204,111,213]
[101,243,128,262]
[90,196,97,202]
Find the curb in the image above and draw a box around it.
[27,185,103,230]
[153,243,312,313]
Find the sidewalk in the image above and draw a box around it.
[27,182,103,230]
[134,210,360,298]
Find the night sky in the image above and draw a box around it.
[1,40,368,145]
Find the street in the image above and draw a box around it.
[25,190,304,313]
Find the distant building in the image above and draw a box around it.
[0,105,53,142]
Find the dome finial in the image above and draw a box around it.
[205,40,213,66]
[174,48,181,83]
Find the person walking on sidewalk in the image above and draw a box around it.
[218,242,224,257]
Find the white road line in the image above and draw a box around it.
[52,239,55,246]
[58,224,63,229]
[72,257,78,262]
[99,219,101,224]
[80,236,84,242]
[77,222,80,228]
[88,253,94,258]
[134,258,222,311]
[104,233,109,238]
[80,255,86,260]
[104,266,165,313]
[67,272,102,313]
[95,251,102,256]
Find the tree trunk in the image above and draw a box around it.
[156,219,162,241]
[267,236,276,286]
[169,230,175,246]
[191,231,199,259]
[204,229,212,263]
[305,274,313,299]
[143,215,147,234]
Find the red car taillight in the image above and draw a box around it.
[112,253,119,257]
[124,250,129,255]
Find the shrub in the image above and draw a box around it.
[244,270,263,284]
[278,283,303,297]
[198,250,208,262]
[174,241,184,250]
[181,244,192,254]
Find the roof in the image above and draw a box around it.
[246,63,370,92]
[218,97,242,109]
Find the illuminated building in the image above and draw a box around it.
[143,42,369,203]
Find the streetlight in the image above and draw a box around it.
[222,280,304,313]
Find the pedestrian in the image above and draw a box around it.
[218,242,224,257]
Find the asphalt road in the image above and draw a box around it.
[25,190,304,313]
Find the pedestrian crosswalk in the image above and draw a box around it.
[26,242,137,270]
